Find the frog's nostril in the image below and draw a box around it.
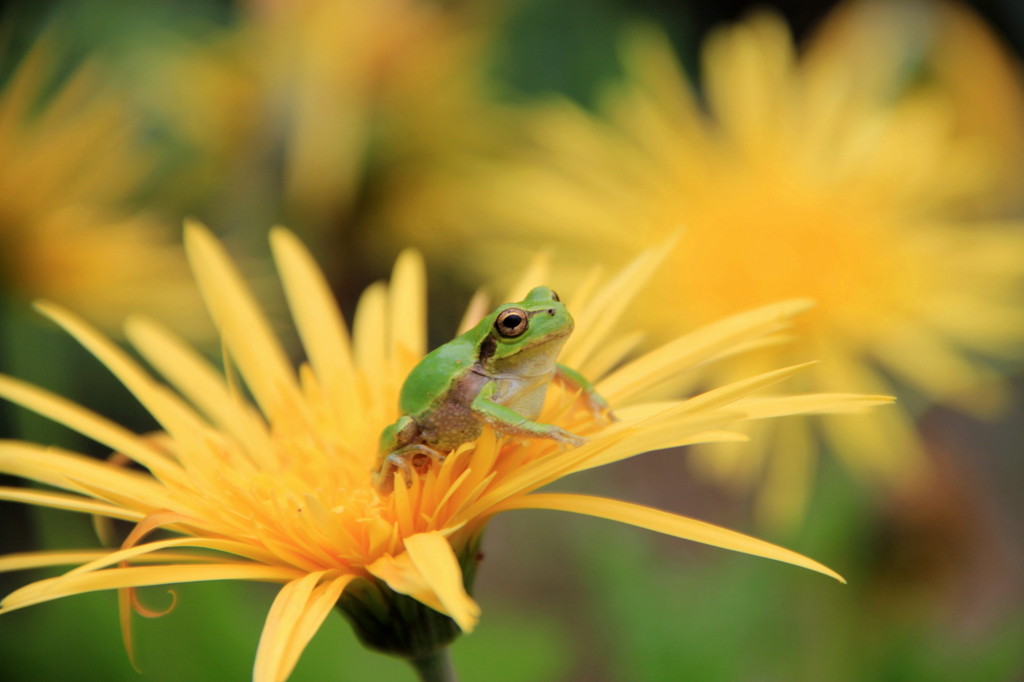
[547,308,555,315]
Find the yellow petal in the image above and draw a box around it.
[823,404,925,487]
[0,442,174,509]
[567,425,749,475]
[560,241,673,370]
[0,375,182,481]
[817,350,927,484]
[34,302,210,454]
[254,572,352,682]
[125,317,274,465]
[0,486,144,521]
[676,362,817,414]
[619,26,705,141]
[755,417,816,530]
[494,493,845,582]
[59,538,279,579]
[732,393,894,419]
[277,575,352,680]
[403,532,480,632]
[459,434,627,520]
[183,221,308,423]
[578,329,646,384]
[0,40,49,135]
[351,281,391,417]
[1,563,301,613]
[367,532,480,632]
[0,550,223,573]
[388,249,428,369]
[367,552,443,611]
[598,299,813,403]
[254,572,324,682]
[503,250,551,303]
[269,227,359,417]
[871,315,1009,414]
[456,289,491,335]
[704,13,795,153]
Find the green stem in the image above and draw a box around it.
[407,648,457,682]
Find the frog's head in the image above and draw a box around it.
[482,286,574,372]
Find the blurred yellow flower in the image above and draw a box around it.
[137,0,498,231]
[387,0,1024,528]
[0,223,886,680]
[0,42,202,333]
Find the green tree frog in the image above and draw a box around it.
[375,286,610,491]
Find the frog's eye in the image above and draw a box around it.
[495,308,528,338]
[550,290,560,303]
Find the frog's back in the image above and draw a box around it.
[398,335,478,416]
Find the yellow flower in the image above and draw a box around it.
[0,41,202,334]
[0,223,885,680]
[385,0,1024,527]
[137,0,496,230]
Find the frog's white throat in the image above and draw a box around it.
[484,331,570,379]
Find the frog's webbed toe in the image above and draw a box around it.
[374,444,447,493]
[553,364,616,425]
[548,426,587,448]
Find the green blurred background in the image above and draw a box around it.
[2,0,1023,680]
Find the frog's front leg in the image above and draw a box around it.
[555,363,617,423]
[471,382,587,447]
[375,416,446,492]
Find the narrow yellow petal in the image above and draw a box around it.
[560,241,673,369]
[366,552,444,613]
[34,302,211,453]
[456,289,491,335]
[59,538,279,579]
[277,575,352,680]
[817,350,927,484]
[539,410,748,484]
[0,375,183,481]
[125,317,275,466]
[823,404,926,486]
[494,493,845,582]
[562,265,604,318]
[676,362,817,415]
[0,442,174,508]
[567,425,750,475]
[184,221,307,423]
[282,573,354,675]
[352,282,390,415]
[254,572,325,682]
[504,250,551,303]
[621,26,703,126]
[388,249,427,368]
[579,329,646,383]
[872,316,1009,414]
[456,427,665,522]
[0,550,228,573]
[0,486,144,521]
[0,41,49,134]
[269,227,359,416]
[404,532,480,633]
[756,418,816,530]
[689,423,771,495]
[1,564,302,613]
[732,393,895,419]
[598,299,813,403]
[367,532,480,632]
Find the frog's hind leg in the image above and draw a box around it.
[375,444,447,493]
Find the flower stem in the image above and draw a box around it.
[407,648,457,682]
